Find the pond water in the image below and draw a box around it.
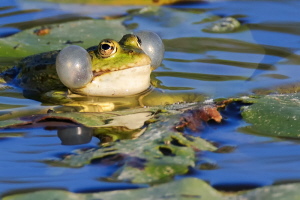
[1,0,300,196]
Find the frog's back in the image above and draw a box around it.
[12,50,67,93]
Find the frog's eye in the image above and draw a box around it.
[56,45,93,89]
[135,31,164,69]
[99,40,117,58]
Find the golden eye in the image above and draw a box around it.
[98,40,117,58]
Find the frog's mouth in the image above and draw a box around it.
[92,64,151,77]
[71,64,151,97]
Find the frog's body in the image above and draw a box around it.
[9,50,64,93]
[2,34,151,97]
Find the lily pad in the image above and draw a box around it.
[253,82,300,95]
[2,178,223,200]
[0,19,128,58]
[241,94,300,138]
[231,182,300,200]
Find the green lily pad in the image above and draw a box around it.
[0,19,128,58]
[241,94,300,138]
[253,82,300,95]
[5,176,300,200]
[231,182,300,200]
[2,178,223,200]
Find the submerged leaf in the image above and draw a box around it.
[203,17,241,33]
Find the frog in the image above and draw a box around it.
[2,33,153,100]
[0,31,205,115]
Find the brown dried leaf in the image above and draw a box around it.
[200,106,222,123]
[34,27,51,36]
[175,105,222,132]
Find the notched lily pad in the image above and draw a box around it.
[241,94,300,138]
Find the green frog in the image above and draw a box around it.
[2,33,153,99]
[0,31,204,115]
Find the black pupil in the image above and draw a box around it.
[102,44,111,50]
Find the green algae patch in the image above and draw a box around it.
[3,178,223,200]
[241,94,300,138]
[45,105,217,184]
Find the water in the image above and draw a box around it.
[1,0,300,195]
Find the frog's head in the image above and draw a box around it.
[56,32,164,97]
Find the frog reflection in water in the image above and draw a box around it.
[2,31,203,111]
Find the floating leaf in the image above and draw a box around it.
[3,178,223,200]
[175,105,222,132]
[0,19,128,58]
[231,182,300,200]
[241,94,300,138]
[253,82,300,95]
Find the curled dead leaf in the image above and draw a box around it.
[175,105,222,132]
[200,106,222,123]
[34,27,51,36]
